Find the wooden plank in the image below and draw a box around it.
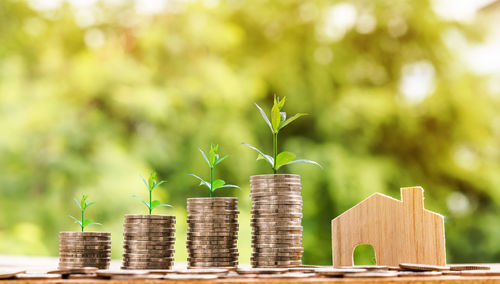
[331,187,446,267]
[4,276,500,284]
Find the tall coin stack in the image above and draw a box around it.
[59,232,111,269]
[250,174,303,267]
[122,214,176,270]
[186,197,239,268]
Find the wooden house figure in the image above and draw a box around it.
[331,186,446,267]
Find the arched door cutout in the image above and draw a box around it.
[353,244,376,265]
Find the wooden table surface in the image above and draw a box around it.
[2,256,500,283]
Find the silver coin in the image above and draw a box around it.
[124,214,175,220]
[60,232,110,237]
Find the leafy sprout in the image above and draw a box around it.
[133,172,172,215]
[242,96,322,174]
[189,144,239,197]
[68,194,102,232]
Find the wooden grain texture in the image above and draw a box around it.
[5,276,500,284]
[331,187,446,267]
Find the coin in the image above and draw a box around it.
[123,236,175,241]
[123,225,176,230]
[0,270,26,279]
[123,243,174,249]
[48,267,99,274]
[59,254,110,259]
[252,247,304,252]
[123,232,175,238]
[60,252,111,257]
[252,205,303,211]
[125,214,175,220]
[188,261,238,267]
[345,272,398,278]
[236,267,288,274]
[123,254,174,262]
[251,260,301,266]
[60,232,110,236]
[188,224,239,230]
[449,265,491,271]
[398,271,443,277]
[399,263,450,271]
[122,251,175,257]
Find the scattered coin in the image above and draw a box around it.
[164,274,219,280]
[16,273,61,280]
[344,271,398,278]
[48,267,98,274]
[459,270,500,276]
[399,263,450,271]
[449,264,491,271]
[236,268,288,274]
[0,270,26,279]
[398,271,443,277]
[175,268,229,274]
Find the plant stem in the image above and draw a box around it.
[81,209,84,232]
[149,189,152,215]
[210,166,214,198]
[273,132,278,174]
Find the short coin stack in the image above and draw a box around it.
[122,214,176,270]
[250,174,303,267]
[59,232,111,269]
[186,197,239,268]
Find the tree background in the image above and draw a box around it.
[1,0,499,264]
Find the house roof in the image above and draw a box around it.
[332,191,443,222]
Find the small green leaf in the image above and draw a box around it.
[275,151,296,170]
[280,112,286,122]
[85,201,95,210]
[218,184,240,189]
[282,159,323,168]
[133,195,150,209]
[151,200,161,209]
[279,113,308,130]
[199,148,210,167]
[214,155,228,166]
[189,174,211,189]
[271,99,281,133]
[148,173,155,190]
[82,219,92,227]
[156,204,173,208]
[208,144,218,167]
[80,195,87,211]
[89,222,102,226]
[141,176,148,188]
[277,96,286,108]
[68,215,82,226]
[241,143,274,166]
[212,179,226,191]
[152,180,166,191]
[73,198,82,210]
[254,103,273,132]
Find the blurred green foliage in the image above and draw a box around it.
[1,0,499,265]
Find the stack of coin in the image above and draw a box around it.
[250,174,303,267]
[122,214,176,270]
[59,232,111,269]
[186,198,239,268]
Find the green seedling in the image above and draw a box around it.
[189,144,239,198]
[242,96,321,174]
[133,172,172,215]
[68,194,102,232]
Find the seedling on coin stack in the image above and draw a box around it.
[186,145,240,268]
[133,172,172,214]
[242,96,321,268]
[59,195,111,269]
[68,194,101,232]
[189,144,239,198]
[122,172,176,270]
